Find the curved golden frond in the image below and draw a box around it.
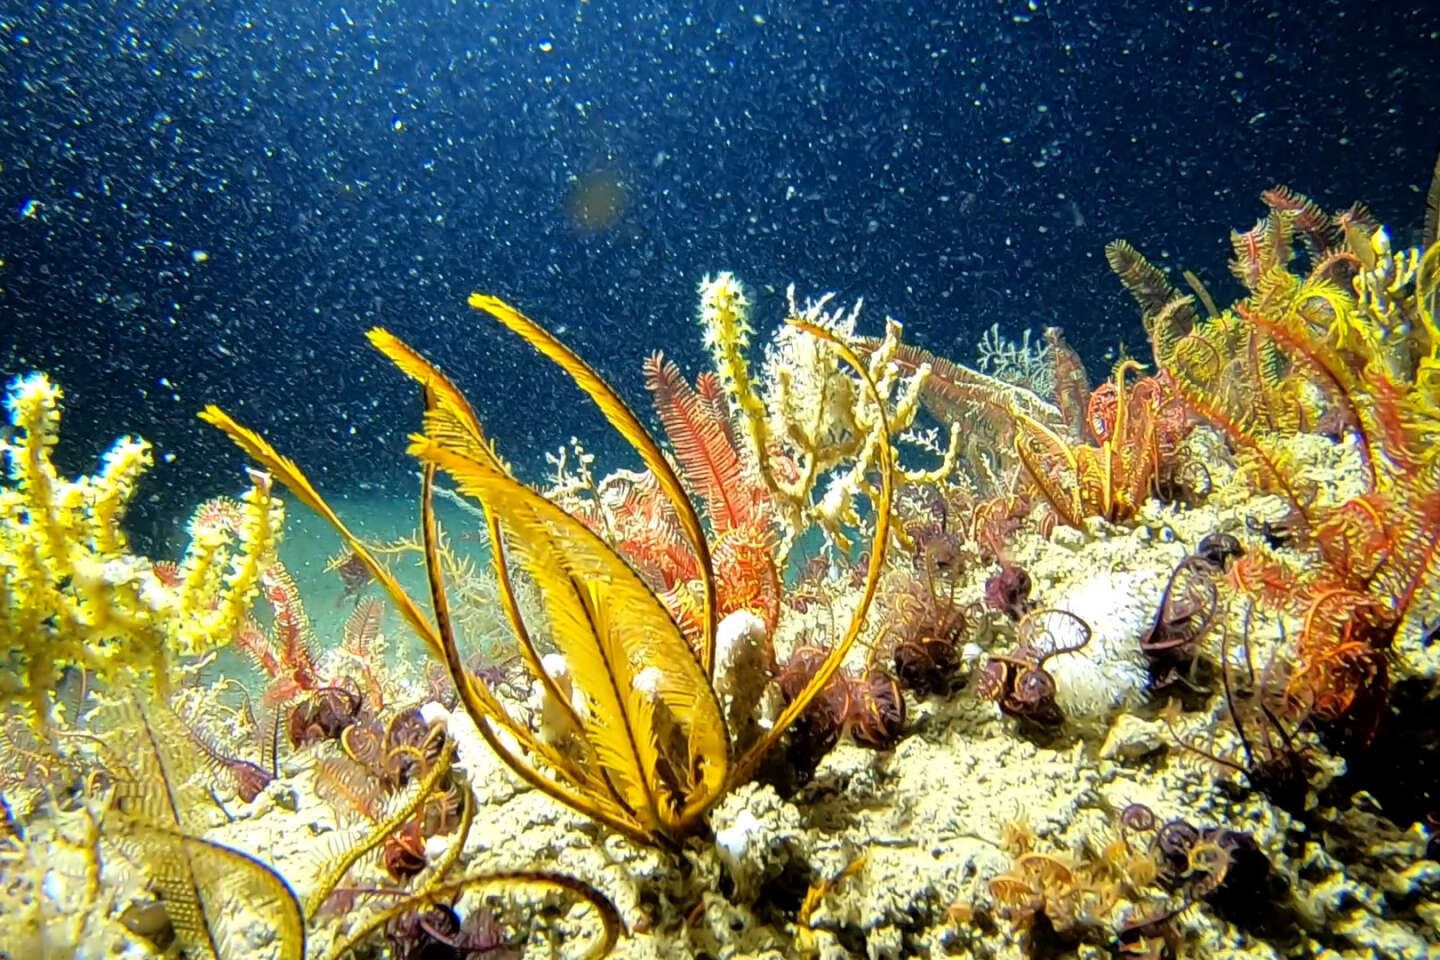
[370,329,589,763]
[104,695,304,960]
[418,465,637,837]
[1416,241,1440,354]
[199,407,548,766]
[321,870,621,960]
[368,327,503,472]
[468,293,719,677]
[198,406,441,660]
[1107,239,1196,332]
[1012,411,1085,529]
[303,742,456,918]
[414,436,729,840]
[121,822,306,960]
[1424,152,1440,251]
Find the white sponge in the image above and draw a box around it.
[1046,571,1157,722]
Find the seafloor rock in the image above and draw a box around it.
[167,428,1436,959]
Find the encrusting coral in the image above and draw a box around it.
[0,372,283,731]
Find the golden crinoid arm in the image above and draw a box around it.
[1415,241,1440,402]
[1011,409,1086,530]
[322,870,621,960]
[198,406,443,660]
[467,293,720,678]
[415,465,660,845]
[1103,358,1153,520]
[728,319,893,788]
[196,406,536,756]
[367,327,593,771]
[414,437,730,842]
[1147,303,1316,520]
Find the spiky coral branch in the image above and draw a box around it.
[697,273,957,555]
[0,373,281,731]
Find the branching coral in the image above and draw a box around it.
[0,372,283,731]
[698,273,949,555]
[975,322,1054,398]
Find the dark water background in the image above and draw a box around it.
[2,0,1437,547]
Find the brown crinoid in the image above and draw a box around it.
[382,819,429,881]
[977,609,1092,728]
[881,556,970,698]
[848,671,906,749]
[327,547,375,605]
[286,680,367,748]
[983,562,1034,623]
[774,643,910,785]
[384,903,520,960]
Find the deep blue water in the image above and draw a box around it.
[2,0,1437,544]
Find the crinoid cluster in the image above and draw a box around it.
[974,804,1277,959]
[1117,181,1440,743]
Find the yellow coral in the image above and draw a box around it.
[0,373,282,729]
[699,274,952,555]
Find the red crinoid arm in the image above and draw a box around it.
[610,475,700,588]
[152,560,183,589]
[1290,587,1393,731]
[1227,551,1306,618]
[712,527,782,636]
[1315,494,1393,590]
[1041,327,1090,441]
[1260,186,1342,261]
[261,565,322,697]
[644,352,752,533]
[342,597,383,659]
[343,597,387,711]
[1374,487,1440,627]
[1236,302,1378,490]
[695,371,741,452]
[1086,382,1117,444]
[234,616,281,678]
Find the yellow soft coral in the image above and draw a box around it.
[0,373,282,729]
[698,273,955,556]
